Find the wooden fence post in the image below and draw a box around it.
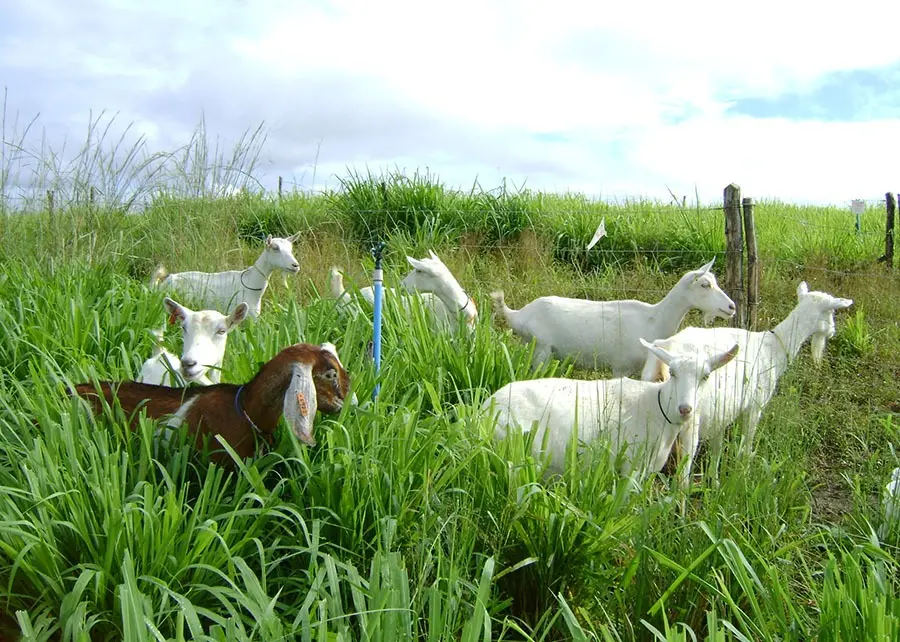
[885,192,896,268]
[742,197,759,330]
[723,184,744,328]
[277,176,283,199]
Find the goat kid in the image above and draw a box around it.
[73,342,351,462]
[151,233,301,319]
[484,338,739,478]
[640,281,853,489]
[140,297,249,386]
[491,259,735,376]
[330,250,477,331]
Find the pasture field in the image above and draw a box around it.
[0,172,898,641]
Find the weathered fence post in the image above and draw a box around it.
[277,176,283,200]
[742,197,759,330]
[723,183,744,328]
[47,190,54,216]
[885,192,896,268]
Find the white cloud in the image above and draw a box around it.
[3,0,900,206]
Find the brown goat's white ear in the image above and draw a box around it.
[319,342,339,360]
[227,302,250,329]
[163,297,187,325]
[284,362,317,446]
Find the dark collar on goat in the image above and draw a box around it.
[234,384,273,448]
[458,290,472,312]
[657,389,674,425]
[768,330,789,358]
[239,266,266,292]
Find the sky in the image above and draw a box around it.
[2,0,900,206]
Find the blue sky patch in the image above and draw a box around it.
[532,132,571,144]
[728,63,900,121]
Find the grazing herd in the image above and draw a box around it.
[70,233,854,490]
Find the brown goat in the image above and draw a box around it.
[72,342,351,462]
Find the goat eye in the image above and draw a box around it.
[700,281,711,289]
[216,328,227,335]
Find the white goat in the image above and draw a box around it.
[139,297,249,386]
[151,233,301,319]
[640,281,853,489]
[329,250,477,331]
[881,467,900,538]
[485,338,739,477]
[491,259,736,375]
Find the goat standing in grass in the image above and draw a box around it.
[73,342,350,462]
[330,250,477,331]
[140,297,249,386]
[640,281,853,489]
[491,259,735,375]
[151,233,301,319]
[484,338,739,478]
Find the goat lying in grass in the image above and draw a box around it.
[140,297,249,386]
[151,233,301,319]
[491,258,735,375]
[73,342,350,462]
[640,281,853,489]
[330,250,477,331]
[484,337,739,478]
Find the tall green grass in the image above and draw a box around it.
[0,109,898,640]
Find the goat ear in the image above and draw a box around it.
[319,342,339,359]
[428,249,439,260]
[284,362,317,447]
[797,281,809,298]
[832,297,853,310]
[265,234,274,246]
[406,256,426,270]
[697,258,715,276]
[651,359,670,383]
[287,231,301,242]
[227,302,250,328]
[640,337,675,365]
[710,343,739,371]
[163,297,186,324]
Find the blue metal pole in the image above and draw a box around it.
[371,241,386,401]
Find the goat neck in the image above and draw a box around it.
[770,300,822,363]
[645,276,695,337]
[240,251,277,291]
[236,351,302,436]
[428,272,478,327]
